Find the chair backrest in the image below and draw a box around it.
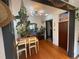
[15,38,21,45]
[16,38,27,51]
[28,36,37,45]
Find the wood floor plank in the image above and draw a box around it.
[20,40,70,59]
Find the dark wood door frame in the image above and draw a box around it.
[32,0,75,11]
[2,0,17,59]
[46,20,53,42]
[33,0,76,57]
[68,10,75,57]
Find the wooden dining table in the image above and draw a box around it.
[16,36,39,49]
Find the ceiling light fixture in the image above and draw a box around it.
[30,9,48,16]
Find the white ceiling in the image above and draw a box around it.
[24,0,66,14]
[69,0,79,7]
[11,0,79,16]
[11,0,66,16]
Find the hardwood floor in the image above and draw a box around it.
[20,40,70,59]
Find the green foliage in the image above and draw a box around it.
[37,26,45,37]
[16,21,30,37]
[15,6,30,37]
[39,26,45,34]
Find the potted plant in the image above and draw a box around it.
[15,3,30,37]
[37,26,45,40]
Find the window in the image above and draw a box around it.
[29,23,37,31]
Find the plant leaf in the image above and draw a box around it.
[15,16,21,19]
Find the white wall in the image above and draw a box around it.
[13,20,19,39]
[53,14,59,46]
[28,15,45,29]
[74,19,79,57]
[45,14,59,45]
[0,28,6,59]
[45,10,66,46]
[69,0,79,7]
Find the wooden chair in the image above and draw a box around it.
[16,38,27,59]
[28,37,38,56]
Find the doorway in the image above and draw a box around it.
[46,20,53,42]
[59,12,69,51]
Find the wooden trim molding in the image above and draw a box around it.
[32,0,76,11]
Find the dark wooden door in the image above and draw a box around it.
[46,20,53,42]
[59,21,68,51]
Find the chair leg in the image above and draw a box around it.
[29,48,31,56]
[17,53,19,59]
[25,49,27,58]
[37,42,39,51]
[35,45,37,54]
